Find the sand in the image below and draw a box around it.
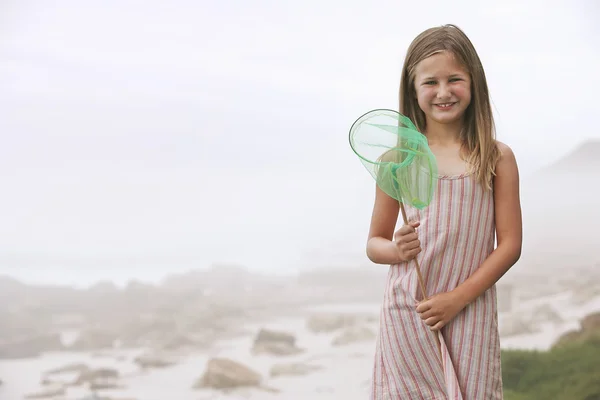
[1,295,599,400]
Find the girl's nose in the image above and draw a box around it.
[437,83,451,99]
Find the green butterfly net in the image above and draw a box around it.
[349,109,438,210]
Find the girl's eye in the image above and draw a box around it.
[449,78,463,82]
[424,81,436,85]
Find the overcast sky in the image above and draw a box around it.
[1,0,598,286]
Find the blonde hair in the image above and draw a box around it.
[399,24,499,190]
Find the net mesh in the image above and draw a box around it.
[349,109,438,210]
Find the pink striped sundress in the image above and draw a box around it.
[371,172,503,400]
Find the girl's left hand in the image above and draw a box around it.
[416,291,467,331]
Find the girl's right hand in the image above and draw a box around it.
[393,221,421,261]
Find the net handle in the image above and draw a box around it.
[398,201,428,301]
[399,201,442,351]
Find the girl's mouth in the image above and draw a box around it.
[434,102,456,109]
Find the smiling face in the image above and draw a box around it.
[413,51,472,129]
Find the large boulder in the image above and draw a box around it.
[194,358,262,390]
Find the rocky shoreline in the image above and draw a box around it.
[5,309,381,400]
[2,263,600,399]
[6,307,600,400]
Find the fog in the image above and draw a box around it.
[0,1,599,399]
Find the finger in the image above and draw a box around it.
[410,220,421,229]
[397,232,418,244]
[419,309,436,320]
[396,224,416,237]
[405,247,422,259]
[402,237,420,249]
[416,301,431,313]
[430,320,445,331]
[424,317,439,326]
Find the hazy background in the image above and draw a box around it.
[1,2,600,400]
[1,0,598,287]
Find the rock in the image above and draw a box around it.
[306,314,359,333]
[40,376,71,387]
[581,311,600,332]
[0,333,63,359]
[90,380,124,390]
[253,341,303,356]
[251,328,303,356]
[332,325,376,346]
[156,331,215,352]
[194,358,262,390]
[255,329,296,346]
[42,363,90,387]
[553,311,600,348]
[134,353,178,369]
[45,362,90,375]
[24,384,66,399]
[73,367,121,389]
[270,362,322,378]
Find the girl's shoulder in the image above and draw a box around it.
[495,140,513,154]
[494,140,517,167]
[492,140,519,190]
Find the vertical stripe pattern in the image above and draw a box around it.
[371,173,502,400]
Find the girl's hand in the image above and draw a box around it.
[416,291,467,331]
[393,221,421,261]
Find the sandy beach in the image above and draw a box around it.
[2,293,599,400]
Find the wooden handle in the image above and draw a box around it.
[399,202,428,301]
[400,201,442,354]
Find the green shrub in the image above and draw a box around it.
[501,339,600,400]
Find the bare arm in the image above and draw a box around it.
[366,184,403,265]
[454,142,523,305]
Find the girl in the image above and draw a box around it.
[367,25,522,399]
